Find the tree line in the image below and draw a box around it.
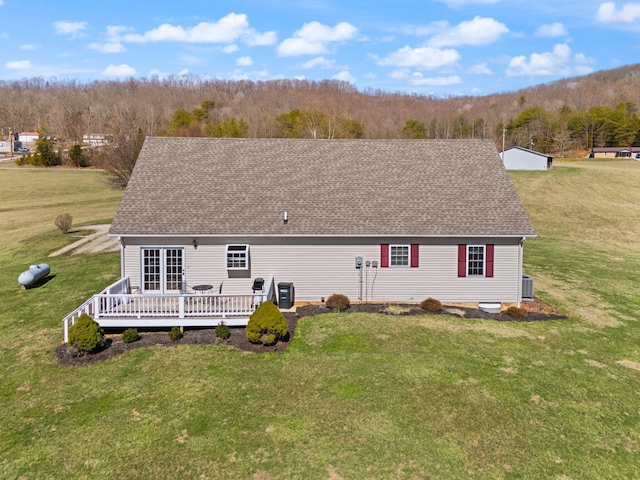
[4,64,640,183]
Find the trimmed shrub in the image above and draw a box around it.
[246,300,289,345]
[122,328,140,344]
[55,213,73,234]
[325,293,350,311]
[215,322,230,339]
[506,306,528,319]
[168,326,183,341]
[67,313,105,355]
[420,297,443,312]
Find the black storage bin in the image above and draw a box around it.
[278,282,295,309]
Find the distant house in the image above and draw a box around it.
[63,137,537,342]
[590,147,640,158]
[500,146,552,171]
[82,134,112,148]
[18,132,38,143]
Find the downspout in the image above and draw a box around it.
[118,236,125,279]
[517,237,524,307]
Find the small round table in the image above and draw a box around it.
[192,284,213,294]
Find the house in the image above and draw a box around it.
[82,133,112,148]
[501,146,552,171]
[18,132,39,144]
[63,137,536,341]
[589,146,640,158]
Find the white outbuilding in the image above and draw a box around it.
[18,132,39,143]
[500,146,552,171]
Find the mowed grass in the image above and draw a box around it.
[1,162,640,479]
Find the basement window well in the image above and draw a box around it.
[226,244,249,270]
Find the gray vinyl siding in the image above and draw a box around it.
[121,236,524,304]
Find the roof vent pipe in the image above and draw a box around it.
[283,211,288,224]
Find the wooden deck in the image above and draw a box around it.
[62,277,275,343]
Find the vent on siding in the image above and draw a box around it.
[522,275,534,300]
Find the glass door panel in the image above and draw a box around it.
[165,248,184,293]
[142,249,161,292]
[142,248,184,293]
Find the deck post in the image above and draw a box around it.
[179,296,185,319]
[93,296,100,319]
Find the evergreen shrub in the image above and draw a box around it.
[67,313,105,355]
[168,326,183,341]
[246,301,289,345]
[215,322,230,340]
[122,328,140,344]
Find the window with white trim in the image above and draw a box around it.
[226,244,249,270]
[390,244,409,267]
[467,245,485,276]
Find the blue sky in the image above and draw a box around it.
[2,0,639,96]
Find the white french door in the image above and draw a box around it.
[141,248,185,293]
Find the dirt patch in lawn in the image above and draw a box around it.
[55,297,566,366]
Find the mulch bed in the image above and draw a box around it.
[55,297,566,367]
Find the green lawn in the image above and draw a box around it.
[1,163,639,479]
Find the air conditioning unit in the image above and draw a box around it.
[522,275,534,300]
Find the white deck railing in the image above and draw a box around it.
[63,276,277,343]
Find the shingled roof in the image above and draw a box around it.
[109,137,535,237]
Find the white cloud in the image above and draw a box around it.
[20,44,40,51]
[88,25,130,53]
[469,62,493,75]
[222,44,239,53]
[277,21,358,56]
[333,70,356,83]
[148,68,167,79]
[120,13,275,46]
[596,2,640,23]
[53,21,88,37]
[236,56,253,66]
[535,22,568,37]
[300,56,336,69]
[409,74,463,86]
[6,60,31,70]
[427,17,509,47]
[245,30,277,46]
[103,64,136,77]
[229,68,271,81]
[506,43,593,76]
[378,45,460,70]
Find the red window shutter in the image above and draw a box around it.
[458,244,467,277]
[486,244,494,278]
[380,244,389,268]
[410,244,419,267]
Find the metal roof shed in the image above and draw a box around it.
[500,146,552,171]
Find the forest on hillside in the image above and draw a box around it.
[3,63,640,178]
